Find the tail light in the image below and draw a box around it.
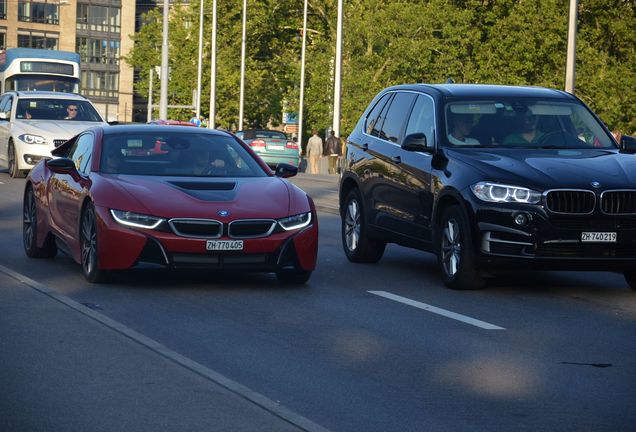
[250,139,266,148]
[286,141,299,150]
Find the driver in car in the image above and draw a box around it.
[503,111,544,146]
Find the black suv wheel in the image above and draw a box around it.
[341,188,385,263]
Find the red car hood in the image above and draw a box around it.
[101,175,297,219]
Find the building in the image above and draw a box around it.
[0,0,135,121]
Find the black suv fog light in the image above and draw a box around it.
[513,212,529,226]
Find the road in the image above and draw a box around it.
[1,171,635,431]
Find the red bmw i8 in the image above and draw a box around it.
[23,125,318,283]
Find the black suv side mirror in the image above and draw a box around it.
[402,133,431,152]
[621,135,636,153]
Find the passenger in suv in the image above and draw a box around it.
[340,84,636,290]
[0,91,106,177]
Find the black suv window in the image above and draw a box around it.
[366,93,392,136]
[380,92,416,143]
[405,95,435,147]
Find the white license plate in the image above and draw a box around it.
[206,240,244,251]
[581,232,616,242]
[268,145,284,150]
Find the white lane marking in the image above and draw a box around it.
[368,290,505,330]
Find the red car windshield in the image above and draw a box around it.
[101,132,268,177]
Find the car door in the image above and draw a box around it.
[371,91,417,233]
[347,92,394,220]
[389,94,437,244]
[0,95,13,164]
[48,132,94,246]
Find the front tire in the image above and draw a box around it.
[436,205,484,290]
[23,186,57,258]
[341,188,385,263]
[9,141,26,178]
[81,203,107,283]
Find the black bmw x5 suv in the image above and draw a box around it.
[339,84,636,290]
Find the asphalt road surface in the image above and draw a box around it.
[1,171,635,432]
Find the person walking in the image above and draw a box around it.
[306,129,323,175]
[324,130,341,175]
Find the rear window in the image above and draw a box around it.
[100,132,267,177]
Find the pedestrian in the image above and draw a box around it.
[189,111,202,127]
[324,130,341,175]
[306,129,323,175]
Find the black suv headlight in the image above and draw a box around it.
[471,182,541,204]
[110,209,164,229]
[277,212,312,231]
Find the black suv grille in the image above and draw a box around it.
[545,190,595,214]
[601,190,636,214]
[228,220,276,238]
[169,219,222,238]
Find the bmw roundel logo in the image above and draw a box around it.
[591,181,601,189]
[218,210,230,217]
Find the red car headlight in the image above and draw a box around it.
[110,209,165,229]
[277,212,312,231]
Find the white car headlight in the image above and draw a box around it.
[110,209,164,229]
[18,134,47,145]
[471,182,542,204]
[277,212,312,231]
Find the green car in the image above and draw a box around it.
[236,129,300,169]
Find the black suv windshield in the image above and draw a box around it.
[444,99,615,150]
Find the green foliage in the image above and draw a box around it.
[124,0,636,135]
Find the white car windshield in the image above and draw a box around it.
[443,99,615,149]
[16,98,103,122]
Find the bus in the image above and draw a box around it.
[0,48,80,94]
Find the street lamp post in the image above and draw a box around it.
[297,0,308,155]
[332,0,343,137]
[238,0,247,131]
[159,0,169,120]
[209,0,217,129]
[195,0,204,118]
[565,0,578,94]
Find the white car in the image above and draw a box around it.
[0,91,107,177]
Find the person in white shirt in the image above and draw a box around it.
[306,129,323,174]
[448,113,479,146]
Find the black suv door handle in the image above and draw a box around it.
[391,155,402,164]
[361,143,369,151]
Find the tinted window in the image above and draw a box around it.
[445,99,615,149]
[380,92,416,143]
[101,132,267,177]
[70,133,94,175]
[365,93,392,136]
[405,95,435,147]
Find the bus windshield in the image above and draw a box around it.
[6,74,78,93]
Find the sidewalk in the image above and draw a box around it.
[0,266,328,432]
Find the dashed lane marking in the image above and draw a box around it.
[368,290,505,330]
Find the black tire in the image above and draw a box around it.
[276,270,312,285]
[80,203,108,283]
[9,141,25,178]
[623,271,636,290]
[436,205,485,290]
[341,188,386,263]
[23,186,57,258]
